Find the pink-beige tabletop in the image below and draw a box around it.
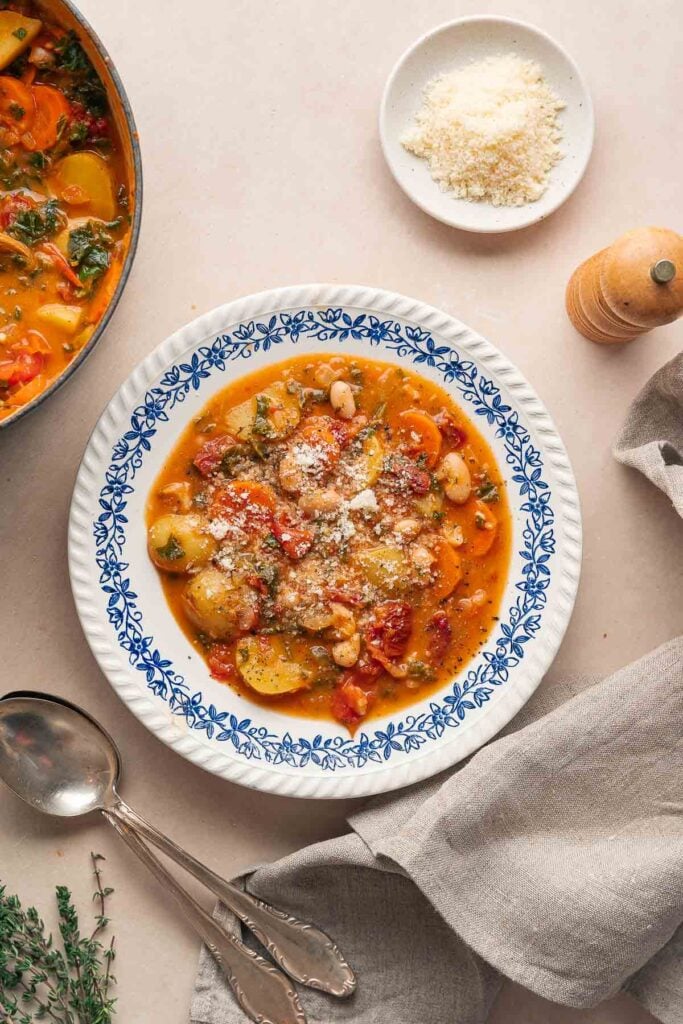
[1,1,681,1021]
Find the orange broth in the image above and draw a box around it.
[146,354,511,729]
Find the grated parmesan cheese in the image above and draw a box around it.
[401,53,565,207]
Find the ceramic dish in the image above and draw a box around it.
[380,16,594,233]
[69,285,581,799]
[0,0,142,429]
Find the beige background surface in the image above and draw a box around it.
[1,1,681,1021]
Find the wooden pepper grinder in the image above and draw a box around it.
[566,226,683,344]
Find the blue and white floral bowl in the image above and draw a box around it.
[68,285,581,799]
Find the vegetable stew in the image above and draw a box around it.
[0,2,131,422]
[147,355,512,729]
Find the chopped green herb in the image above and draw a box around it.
[252,393,274,438]
[371,400,387,422]
[474,511,487,530]
[432,510,445,522]
[475,478,500,503]
[69,119,90,143]
[407,660,436,682]
[12,305,21,321]
[350,366,364,385]
[6,199,60,246]
[67,221,114,284]
[263,532,280,550]
[238,645,250,663]
[156,534,185,560]
[54,31,108,116]
[12,26,27,40]
[256,562,280,598]
[220,442,252,475]
[8,101,24,120]
[27,150,48,170]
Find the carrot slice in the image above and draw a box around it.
[22,84,70,151]
[432,536,463,600]
[0,76,35,138]
[398,410,442,468]
[7,372,45,406]
[297,417,341,466]
[468,500,498,557]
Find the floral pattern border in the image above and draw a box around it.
[94,308,554,771]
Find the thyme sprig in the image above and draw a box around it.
[0,854,116,1023]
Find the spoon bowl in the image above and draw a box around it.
[0,690,356,1021]
[0,693,120,817]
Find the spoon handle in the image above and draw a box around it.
[103,810,306,1024]
[113,797,355,998]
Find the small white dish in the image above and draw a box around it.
[69,284,582,799]
[380,16,594,233]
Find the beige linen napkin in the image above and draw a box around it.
[192,354,683,1024]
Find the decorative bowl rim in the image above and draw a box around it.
[379,14,595,234]
[0,0,143,430]
[68,283,582,799]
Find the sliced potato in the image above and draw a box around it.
[225,381,300,442]
[236,636,307,695]
[414,490,444,518]
[356,545,410,593]
[50,153,116,221]
[0,12,42,72]
[148,513,216,573]
[36,303,83,334]
[183,567,258,640]
[357,432,384,488]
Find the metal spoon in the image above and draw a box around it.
[0,692,356,1022]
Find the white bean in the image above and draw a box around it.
[329,602,357,639]
[394,518,422,541]
[442,523,465,548]
[437,452,472,504]
[298,488,342,515]
[332,632,361,667]
[329,380,356,419]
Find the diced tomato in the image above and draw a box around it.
[355,651,383,680]
[434,411,467,448]
[193,434,238,476]
[0,351,43,386]
[331,676,370,726]
[210,480,276,531]
[272,508,314,560]
[366,601,413,659]
[385,454,431,494]
[0,192,34,230]
[69,101,110,142]
[327,414,367,449]
[426,610,453,660]
[207,644,235,681]
[326,586,365,607]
